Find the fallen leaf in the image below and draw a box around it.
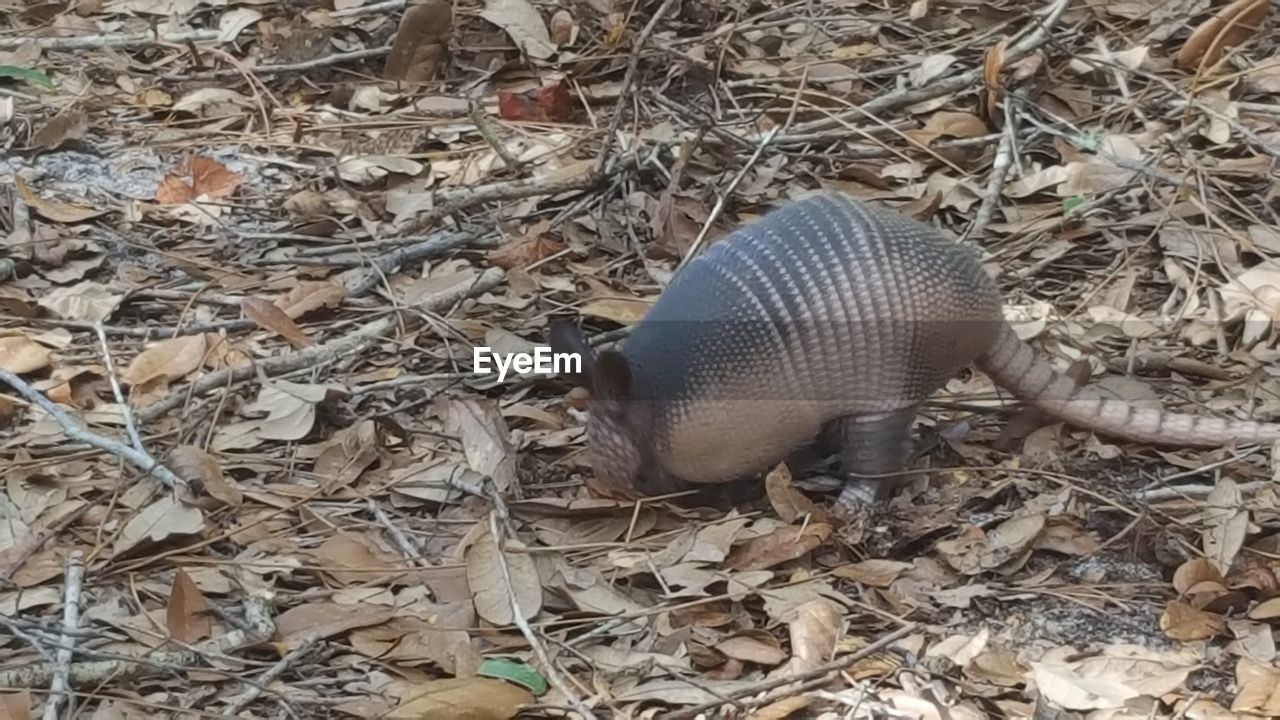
[775,598,843,676]
[15,176,106,223]
[1162,600,1226,641]
[121,334,207,387]
[387,677,533,720]
[31,109,87,150]
[242,297,311,349]
[166,567,212,643]
[497,82,574,122]
[578,297,651,325]
[438,397,519,493]
[167,444,243,507]
[764,463,827,524]
[0,335,51,374]
[1204,477,1247,575]
[833,559,913,588]
[717,630,786,666]
[384,0,451,81]
[114,496,204,557]
[480,0,555,60]
[549,9,575,46]
[465,527,543,626]
[1178,0,1270,71]
[277,281,345,319]
[725,524,831,571]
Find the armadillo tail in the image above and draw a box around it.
[977,323,1280,448]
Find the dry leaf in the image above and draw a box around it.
[1162,600,1226,641]
[496,82,574,122]
[1177,0,1270,70]
[387,677,534,720]
[1204,477,1247,575]
[480,0,555,60]
[166,567,212,643]
[725,524,831,571]
[465,527,543,625]
[242,297,311,349]
[832,559,913,588]
[578,297,651,325]
[776,598,843,676]
[763,463,826,524]
[717,630,786,666]
[31,110,87,151]
[0,335,51,374]
[439,397,519,493]
[549,9,575,46]
[384,0,451,81]
[15,176,106,223]
[115,496,204,557]
[167,444,243,507]
[277,281,345,319]
[122,334,207,387]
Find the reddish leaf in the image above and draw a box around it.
[167,568,212,643]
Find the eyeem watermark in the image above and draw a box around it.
[473,346,581,382]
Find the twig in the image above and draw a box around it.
[94,322,147,454]
[469,100,524,173]
[0,28,223,51]
[223,634,318,715]
[964,100,1020,240]
[488,512,596,720]
[783,0,1070,136]
[0,368,188,492]
[665,622,919,720]
[0,591,276,690]
[594,0,682,174]
[677,126,779,270]
[402,156,638,235]
[206,48,391,77]
[344,231,493,296]
[367,500,425,564]
[135,267,504,422]
[42,551,84,720]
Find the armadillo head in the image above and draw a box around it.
[549,321,675,498]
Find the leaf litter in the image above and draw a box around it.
[3,0,1280,717]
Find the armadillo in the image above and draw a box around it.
[551,192,1280,510]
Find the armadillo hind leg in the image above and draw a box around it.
[830,406,918,509]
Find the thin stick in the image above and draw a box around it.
[0,368,188,491]
[594,0,681,174]
[677,125,779,270]
[42,551,84,720]
[488,512,597,720]
[665,622,919,719]
[0,29,222,50]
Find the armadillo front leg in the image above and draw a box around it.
[831,406,918,509]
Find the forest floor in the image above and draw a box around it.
[3,0,1280,717]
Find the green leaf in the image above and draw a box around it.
[0,65,54,90]
[1063,196,1086,214]
[477,658,549,696]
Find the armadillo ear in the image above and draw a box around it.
[592,350,632,403]
[548,317,595,386]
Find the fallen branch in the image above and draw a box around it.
[0,368,188,492]
[0,591,275,690]
[665,622,919,720]
[0,28,222,51]
[41,551,83,720]
[136,267,505,422]
[782,0,1070,137]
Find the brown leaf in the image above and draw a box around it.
[438,397,519,493]
[578,297,651,325]
[1173,557,1225,595]
[0,335,51,374]
[465,526,542,626]
[763,463,827,524]
[166,567,212,644]
[777,598,843,676]
[0,690,32,720]
[242,297,311,349]
[314,420,380,493]
[1161,600,1226,641]
[189,156,242,198]
[167,445,243,507]
[313,532,402,586]
[114,496,204,558]
[277,281,345,319]
[549,9,575,45]
[904,111,988,147]
[832,559,913,588]
[384,0,452,82]
[121,334,207,387]
[486,225,565,269]
[716,630,786,666]
[14,176,106,223]
[31,110,87,151]
[1178,0,1270,71]
[725,524,831,571]
[387,677,534,720]
[982,38,1008,119]
[1248,596,1280,620]
[275,601,396,647]
[154,175,196,204]
[497,82,574,122]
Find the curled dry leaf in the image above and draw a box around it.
[15,176,106,223]
[242,296,311,349]
[764,463,828,524]
[277,280,345,319]
[438,397,518,493]
[121,334,207,387]
[0,334,51,374]
[37,282,123,323]
[167,444,243,507]
[383,0,452,82]
[716,630,786,666]
[386,677,534,720]
[480,0,556,60]
[496,81,574,123]
[832,558,913,588]
[776,598,843,676]
[114,495,204,558]
[1177,0,1270,71]
[155,155,243,204]
[1162,600,1226,641]
[936,515,1046,575]
[465,527,543,626]
[549,9,575,46]
[1203,477,1247,575]
[725,523,831,571]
